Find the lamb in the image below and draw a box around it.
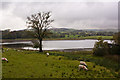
[2,58,8,63]
[80,61,88,68]
[46,53,49,57]
[78,64,88,71]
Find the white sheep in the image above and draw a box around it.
[46,53,49,57]
[2,58,8,63]
[6,48,9,51]
[80,61,88,68]
[78,65,88,71]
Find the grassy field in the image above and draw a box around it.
[80,36,113,40]
[65,35,113,40]
[2,48,119,78]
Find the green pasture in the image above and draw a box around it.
[2,48,119,78]
[65,35,113,40]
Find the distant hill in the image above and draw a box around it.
[82,29,118,32]
[50,28,75,33]
[1,28,117,39]
[1,28,118,33]
[50,28,118,33]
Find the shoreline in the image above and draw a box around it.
[44,48,93,52]
[21,48,93,52]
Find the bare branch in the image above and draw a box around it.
[26,11,54,52]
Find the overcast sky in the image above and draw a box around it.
[0,0,119,30]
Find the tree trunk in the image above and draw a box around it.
[39,38,43,52]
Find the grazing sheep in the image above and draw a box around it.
[80,61,88,68]
[6,49,9,51]
[78,65,88,71]
[2,58,8,63]
[46,53,49,57]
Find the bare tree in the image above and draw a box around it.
[26,11,54,52]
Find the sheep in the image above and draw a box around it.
[80,61,88,68]
[2,58,8,63]
[6,49,9,51]
[78,65,88,71]
[46,53,49,57]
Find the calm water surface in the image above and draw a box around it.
[0,40,113,50]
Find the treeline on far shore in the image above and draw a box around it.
[0,28,117,40]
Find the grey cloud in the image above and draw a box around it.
[0,2,118,30]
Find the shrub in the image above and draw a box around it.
[109,44,120,55]
[110,32,120,55]
[93,37,109,56]
[31,40,39,49]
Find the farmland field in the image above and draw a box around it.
[2,48,119,78]
[1,36,113,43]
[65,35,113,40]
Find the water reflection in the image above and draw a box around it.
[0,40,113,50]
